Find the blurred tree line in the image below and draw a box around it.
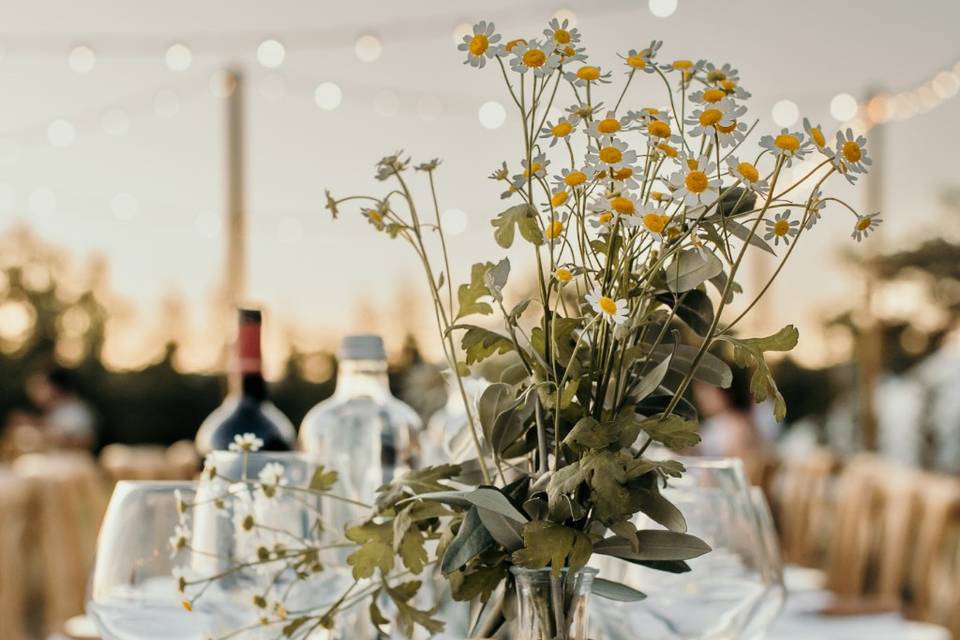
[0,227,438,451]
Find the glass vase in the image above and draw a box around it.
[511,566,598,640]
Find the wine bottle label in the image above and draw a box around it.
[237,321,262,373]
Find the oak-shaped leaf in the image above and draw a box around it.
[491,203,543,249]
[716,324,799,421]
[512,520,593,576]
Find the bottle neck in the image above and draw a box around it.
[236,318,267,401]
[335,359,391,399]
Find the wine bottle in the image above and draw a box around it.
[195,308,295,454]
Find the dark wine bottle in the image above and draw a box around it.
[195,308,295,454]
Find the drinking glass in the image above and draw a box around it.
[87,480,240,639]
[741,487,786,639]
[592,457,783,639]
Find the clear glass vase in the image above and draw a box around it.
[511,566,598,640]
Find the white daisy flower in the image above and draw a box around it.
[586,288,629,325]
[565,101,603,121]
[554,167,593,191]
[689,86,731,105]
[587,111,631,139]
[685,99,745,138]
[565,64,612,87]
[586,137,637,172]
[558,45,588,63]
[621,41,662,73]
[517,153,550,180]
[661,59,703,82]
[606,192,640,217]
[168,523,190,558]
[834,128,872,175]
[803,190,827,230]
[510,39,561,77]
[544,17,581,48]
[610,163,642,190]
[457,21,503,69]
[852,212,882,242]
[669,154,721,209]
[725,157,769,195]
[234,499,258,537]
[258,462,287,487]
[546,189,571,209]
[703,62,740,85]
[543,212,569,244]
[625,203,673,239]
[539,116,578,146]
[764,210,800,246]
[803,118,829,152]
[229,433,264,453]
[759,128,810,166]
[589,208,617,231]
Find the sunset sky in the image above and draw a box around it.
[1,0,958,374]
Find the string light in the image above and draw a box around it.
[355,34,382,62]
[68,45,96,73]
[860,58,960,130]
[256,39,285,68]
[314,82,342,110]
[165,43,192,71]
[478,100,506,129]
[771,99,798,127]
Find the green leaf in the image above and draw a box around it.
[655,289,715,336]
[309,466,338,492]
[491,203,543,248]
[716,324,799,421]
[715,186,758,217]
[631,355,672,403]
[386,581,445,637]
[282,617,309,637]
[450,565,507,602]
[563,416,620,450]
[441,507,496,575]
[650,343,732,388]
[398,527,428,574]
[454,325,515,365]
[484,258,511,302]
[665,249,724,293]
[723,218,777,255]
[591,578,647,602]
[637,414,701,449]
[512,521,593,576]
[389,464,462,495]
[369,596,389,627]
[416,487,527,523]
[346,539,394,579]
[456,262,497,319]
[593,530,711,562]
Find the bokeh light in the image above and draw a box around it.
[314,82,343,110]
[165,43,192,71]
[649,0,678,18]
[830,93,859,121]
[441,208,468,236]
[772,99,799,127]
[478,101,506,129]
[68,45,96,73]
[47,119,76,148]
[452,23,472,45]
[355,35,382,62]
[552,9,578,26]
[257,39,286,68]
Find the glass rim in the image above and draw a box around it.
[509,565,599,577]
[113,479,196,489]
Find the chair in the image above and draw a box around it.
[770,448,837,566]
[0,469,33,640]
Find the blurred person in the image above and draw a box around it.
[692,367,773,483]
[25,366,98,450]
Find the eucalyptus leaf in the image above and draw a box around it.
[477,506,525,550]
[591,578,647,602]
[666,249,724,293]
[484,258,511,301]
[416,486,528,523]
[723,218,777,255]
[593,530,711,561]
[651,343,732,388]
[477,383,517,444]
[655,289,715,336]
[440,507,495,575]
[632,355,671,402]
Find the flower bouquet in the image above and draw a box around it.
[178,15,878,640]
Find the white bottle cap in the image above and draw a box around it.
[339,334,386,361]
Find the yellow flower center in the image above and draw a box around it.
[774,134,801,152]
[842,141,862,163]
[576,66,601,81]
[699,108,723,127]
[657,143,678,157]
[666,226,681,240]
[552,122,573,137]
[649,191,667,201]
[672,60,693,70]
[643,213,669,233]
[856,217,872,231]
[647,120,671,138]
[555,267,573,282]
[523,162,542,177]
[551,191,569,207]
[721,79,737,91]
[598,296,618,315]
[506,38,526,53]
[737,162,759,182]
[598,211,614,224]
[686,158,699,170]
[182,600,193,612]
[626,54,646,69]
[685,171,709,193]
[598,118,621,134]
[545,220,564,239]
[613,166,634,180]
[717,121,737,134]
[610,196,635,214]
[554,29,571,44]
[707,69,727,83]
[523,49,547,68]
[702,89,726,103]
[564,170,587,186]
[773,219,790,236]
[599,146,623,164]
[469,34,489,56]
[562,46,576,57]
[810,126,826,148]
[369,211,383,224]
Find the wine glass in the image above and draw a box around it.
[741,487,786,639]
[592,457,783,639]
[88,480,240,639]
